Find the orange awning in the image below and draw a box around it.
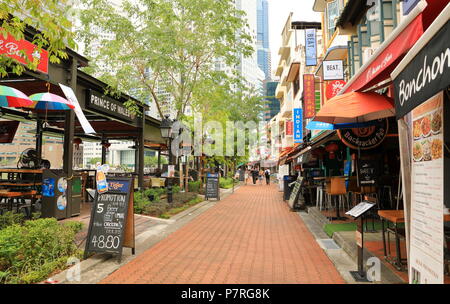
[313,92,395,124]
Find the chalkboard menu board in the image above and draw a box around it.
[357,160,378,186]
[288,176,304,210]
[205,173,220,200]
[84,177,135,261]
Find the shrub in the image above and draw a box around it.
[219,177,234,189]
[0,212,25,230]
[188,180,201,193]
[0,218,83,284]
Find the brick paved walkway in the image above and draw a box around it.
[101,184,345,284]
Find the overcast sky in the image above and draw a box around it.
[268,0,321,70]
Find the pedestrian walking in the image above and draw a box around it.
[258,169,264,185]
[251,168,258,185]
[264,168,271,185]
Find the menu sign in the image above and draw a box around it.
[357,160,378,186]
[85,177,135,261]
[205,173,220,200]
[288,176,304,210]
[409,92,444,284]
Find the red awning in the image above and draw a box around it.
[314,92,395,124]
[342,13,424,93]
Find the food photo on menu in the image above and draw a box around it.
[412,109,443,163]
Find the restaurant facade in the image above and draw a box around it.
[273,0,450,283]
[0,26,165,220]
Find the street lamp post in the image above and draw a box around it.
[160,115,174,204]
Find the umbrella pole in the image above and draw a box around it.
[36,118,43,160]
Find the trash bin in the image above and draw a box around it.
[283,175,296,201]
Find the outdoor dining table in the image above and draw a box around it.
[378,210,406,271]
[0,190,39,215]
[379,210,450,271]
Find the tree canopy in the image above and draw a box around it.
[77,0,254,120]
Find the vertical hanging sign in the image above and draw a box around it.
[303,74,316,118]
[305,29,317,66]
[285,121,293,136]
[293,108,303,143]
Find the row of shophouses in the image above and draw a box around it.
[263,0,450,284]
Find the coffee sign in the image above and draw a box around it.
[393,20,450,119]
[337,119,388,150]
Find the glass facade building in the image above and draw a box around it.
[264,82,280,122]
[257,0,271,80]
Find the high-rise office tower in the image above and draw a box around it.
[257,0,271,81]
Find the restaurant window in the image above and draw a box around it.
[326,0,340,42]
[350,35,360,74]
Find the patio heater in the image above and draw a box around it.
[160,115,175,203]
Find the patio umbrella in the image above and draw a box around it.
[27,92,74,110]
[313,91,395,124]
[0,85,33,108]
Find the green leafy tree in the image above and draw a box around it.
[0,0,76,77]
[77,0,253,119]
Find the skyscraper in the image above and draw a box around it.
[257,0,271,80]
[264,82,280,122]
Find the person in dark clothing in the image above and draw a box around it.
[251,168,258,184]
[264,168,271,185]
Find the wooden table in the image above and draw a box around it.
[0,169,44,174]
[0,190,38,215]
[378,210,406,271]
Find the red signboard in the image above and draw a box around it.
[326,80,347,100]
[0,121,19,143]
[285,121,293,135]
[0,31,49,74]
[303,74,316,118]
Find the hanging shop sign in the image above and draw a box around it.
[293,108,303,143]
[0,121,19,143]
[337,118,388,150]
[305,29,317,66]
[322,60,344,81]
[325,80,347,100]
[285,121,293,136]
[0,31,49,74]
[303,74,316,118]
[86,90,138,124]
[393,20,450,119]
[409,92,444,284]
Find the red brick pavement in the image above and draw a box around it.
[101,184,345,284]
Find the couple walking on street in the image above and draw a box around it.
[247,167,271,185]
